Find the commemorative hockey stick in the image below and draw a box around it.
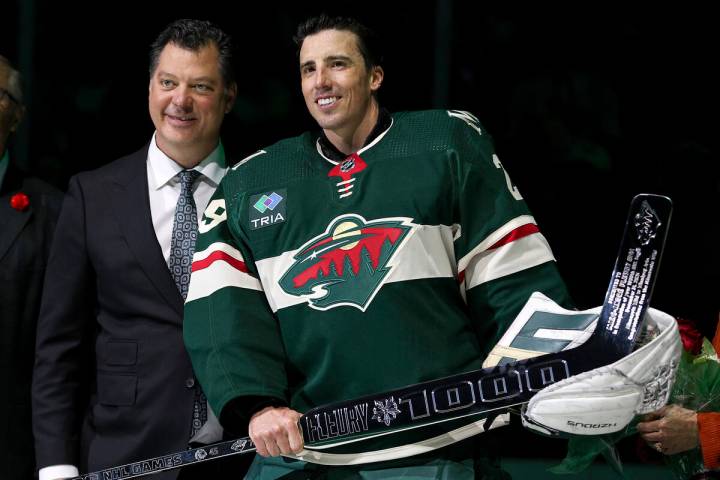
[70,193,671,479]
[299,193,672,448]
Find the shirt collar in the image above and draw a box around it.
[0,150,9,191]
[147,132,227,190]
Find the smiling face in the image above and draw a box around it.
[299,29,383,153]
[148,42,236,167]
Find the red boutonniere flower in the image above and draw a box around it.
[10,192,30,212]
[676,317,704,355]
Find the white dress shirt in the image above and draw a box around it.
[146,132,227,262]
[39,134,228,480]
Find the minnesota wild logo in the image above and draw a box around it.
[279,214,414,311]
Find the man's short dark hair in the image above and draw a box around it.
[149,19,235,87]
[294,14,383,70]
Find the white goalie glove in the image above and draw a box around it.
[483,292,682,437]
[495,295,682,436]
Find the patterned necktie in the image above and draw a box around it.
[167,169,208,439]
[169,169,201,299]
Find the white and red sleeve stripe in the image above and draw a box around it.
[186,242,263,303]
[457,215,556,291]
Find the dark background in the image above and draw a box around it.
[3,0,718,464]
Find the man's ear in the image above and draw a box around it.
[369,66,384,92]
[224,82,238,114]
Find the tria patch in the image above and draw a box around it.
[248,189,286,230]
[278,214,415,311]
[328,154,367,199]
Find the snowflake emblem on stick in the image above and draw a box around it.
[230,439,248,451]
[371,396,401,426]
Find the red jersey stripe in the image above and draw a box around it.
[488,223,539,250]
[192,251,249,273]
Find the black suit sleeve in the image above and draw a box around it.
[32,175,96,468]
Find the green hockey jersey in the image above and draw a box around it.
[184,109,572,465]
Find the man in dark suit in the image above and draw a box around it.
[32,20,248,479]
[0,54,63,480]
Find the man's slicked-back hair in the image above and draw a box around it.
[294,14,384,70]
[149,19,235,87]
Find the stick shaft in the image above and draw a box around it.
[70,439,255,480]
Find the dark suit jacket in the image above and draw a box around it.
[0,161,62,480]
[32,146,248,479]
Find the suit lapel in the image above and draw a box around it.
[0,194,32,263]
[0,165,33,263]
[107,148,184,317]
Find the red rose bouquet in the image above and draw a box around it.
[664,319,720,479]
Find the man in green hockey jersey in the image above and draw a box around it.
[184,14,573,478]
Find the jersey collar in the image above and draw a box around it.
[316,108,394,165]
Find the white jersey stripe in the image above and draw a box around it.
[186,260,263,303]
[256,249,303,312]
[384,224,457,282]
[456,215,537,272]
[188,242,262,303]
[193,241,244,263]
[463,233,555,290]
